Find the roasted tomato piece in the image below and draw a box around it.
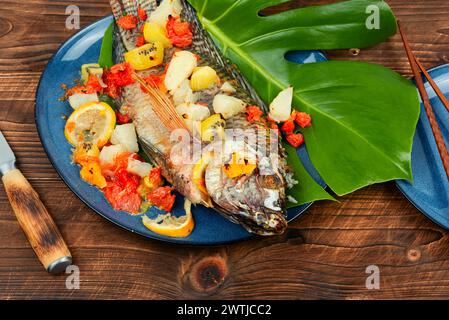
[147,186,176,212]
[137,6,147,21]
[102,164,142,214]
[286,133,305,148]
[103,63,135,98]
[135,36,146,47]
[281,119,295,135]
[103,181,142,214]
[117,15,138,30]
[116,111,132,124]
[246,106,264,123]
[295,112,312,128]
[166,16,192,48]
[116,168,140,193]
[109,62,135,87]
[65,74,103,97]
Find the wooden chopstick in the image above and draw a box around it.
[398,21,449,180]
[413,56,449,113]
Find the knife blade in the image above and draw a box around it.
[0,130,16,175]
[0,129,72,274]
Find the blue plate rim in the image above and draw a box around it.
[35,15,327,245]
[395,63,449,230]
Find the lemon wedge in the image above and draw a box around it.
[142,200,194,238]
[64,102,116,147]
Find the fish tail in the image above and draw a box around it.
[109,0,157,55]
[182,2,266,110]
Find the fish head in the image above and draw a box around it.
[204,143,288,235]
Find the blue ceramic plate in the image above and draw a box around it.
[36,15,327,244]
[396,64,449,229]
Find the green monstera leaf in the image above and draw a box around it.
[187,0,420,202]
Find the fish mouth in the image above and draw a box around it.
[213,203,288,236]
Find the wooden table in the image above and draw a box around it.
[1,0,449,300]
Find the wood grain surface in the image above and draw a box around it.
[1,0,449,300]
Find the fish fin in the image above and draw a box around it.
[138,137,167,166]
[132,73,189,132]
[212,205,241,225]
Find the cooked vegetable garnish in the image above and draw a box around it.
[201,114,225,142]
[281,113,296,135]
[190,66,219,91]
[295,112,312,128]
[149,0,182,27]
[246,106,264,123]
[223,153,257,179]
[110,123,139,153]
[166,15,192,48]
[143,22,172,48]
[220,81,236,94]
[269,87,293,122]
[286,133,305,148]
[164,50,198,92]
[137,6,147,22]
[147,186,176,213]
[80,161,107,189]
[68,93,99,110]
[124,42,165,70]
[144,167,164,192]
[117,15,138,30]
[102,62,135,98]
[176,103,210,132]
[81,63,102,84]
[73,143,100,165]
[213,94,246,119]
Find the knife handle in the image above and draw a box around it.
[2,169,72,274]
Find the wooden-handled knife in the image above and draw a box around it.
[0,130,72,274]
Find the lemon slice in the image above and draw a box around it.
[64,102,116,147]
[142,200,194,238]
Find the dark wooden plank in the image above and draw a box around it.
[1,0,449,300]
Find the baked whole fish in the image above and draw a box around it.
[109,0,289,235]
